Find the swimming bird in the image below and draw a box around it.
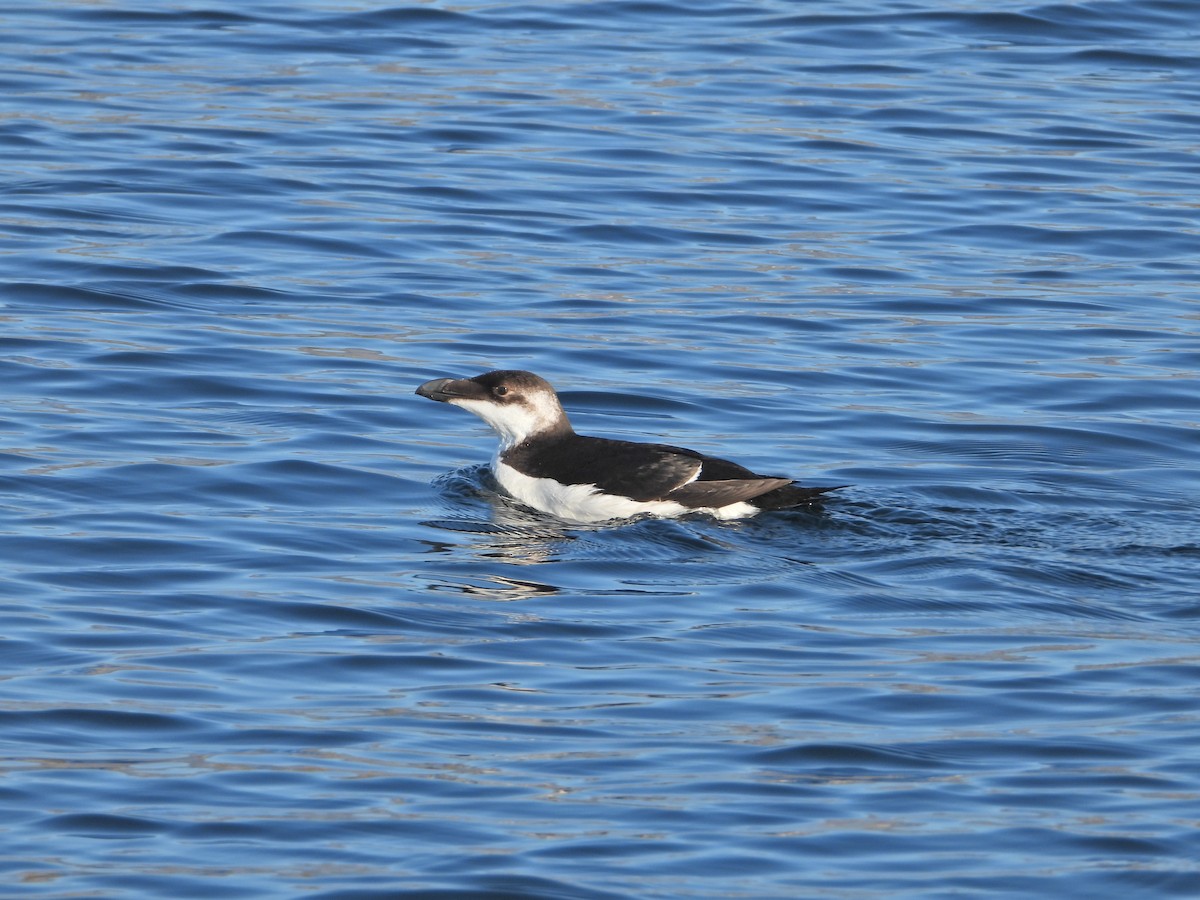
[415,369,841,524]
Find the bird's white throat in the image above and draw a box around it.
[449,390,567,449]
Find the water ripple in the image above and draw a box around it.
[3,0,1199,897]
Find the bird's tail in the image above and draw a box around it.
[751,483,846,510]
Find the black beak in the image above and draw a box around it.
[415,377,478,402]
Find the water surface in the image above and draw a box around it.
[2,1,1199,897]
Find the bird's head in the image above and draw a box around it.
[416,369,572,447]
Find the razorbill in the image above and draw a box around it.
[416,370,841,523]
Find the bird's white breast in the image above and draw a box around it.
[493,459,757,523]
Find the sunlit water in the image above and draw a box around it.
[2,1,1199,897]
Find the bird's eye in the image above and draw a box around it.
[493,385,509,397]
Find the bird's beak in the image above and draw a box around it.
[415,377,478,402]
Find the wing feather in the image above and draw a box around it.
[665,477,793,509]
[504,436,700,501]
[502,434,810,509]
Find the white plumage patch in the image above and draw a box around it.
[494,460,759,524]
[449,392,563,449]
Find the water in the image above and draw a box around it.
[2,1,1199,897]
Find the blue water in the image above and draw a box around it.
[3,1,1199,897]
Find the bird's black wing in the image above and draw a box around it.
[504,435,702,502]
[665,476,795,509]
[505,435,799,507]
[650,445,800,508]
[750,483,843,509]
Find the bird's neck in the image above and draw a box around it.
[498,417,573,451]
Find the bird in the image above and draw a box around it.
[415,369,841,524]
